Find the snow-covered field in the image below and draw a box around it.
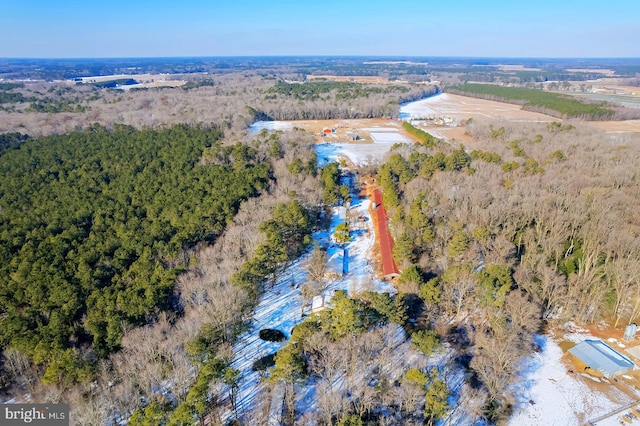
[509,333,638,426]
[400,92,556,122]
[249,120,294,132]
[369,131,411,144]
[400,93,456,119]
[315,141,397,166]
[251,119,410,166]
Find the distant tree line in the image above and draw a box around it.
[87,78,138,88]
[267,81,409,101]
[255,81,438,120]
[182,78,215,90]
[402,121,440,147]
[0,73,439,135]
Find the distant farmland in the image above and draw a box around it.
[447,83,616,120]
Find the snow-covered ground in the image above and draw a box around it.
[246,116,639,425]
[249,120,294,132]
[251,119,413,167]
[509,333,638,426]
[369,131,411,144]
[315,141,397,167]
[400,93,454,119]
[225,164,395,421]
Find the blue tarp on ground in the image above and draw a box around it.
[569,339,635,377]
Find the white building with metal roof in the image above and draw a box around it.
[569,339,635,377]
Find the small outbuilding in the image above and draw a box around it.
[569,339,635,377]
[372,188,400,280]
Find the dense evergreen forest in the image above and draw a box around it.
[0,125,271,380]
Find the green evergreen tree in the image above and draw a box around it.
[424,369,449,426]
[334,223,352,244]
[477,264,513,308]
[419,277,441,305]
[411,330,442,356]
[337,413,363,426]
[447,230,469,258]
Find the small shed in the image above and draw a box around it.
[624,323,638,341]
[569,339,635,377]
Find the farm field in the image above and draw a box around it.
[65,73,187,89]
[586,119,640,134]
[401,93,557,122]
[411,92,640,136]
[252,92,562,149]
[251,91,640,156]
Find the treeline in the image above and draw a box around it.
[402,121,440,147]
[125,129,323,423]
[320,161,350,205]
[0,82,25,91]
[26,98,86,113]
[375,141,540,422]
[0,124,271,381]
[447,83,615,120]
[182,78,215,90]
[0,91,32,104]
[232,200,315,301]
[0,82,87,113]
[0,74,437,136]
[267,81,409,101]
[255,82,438,121]
[128,198,317,425]
[89,78,138,88]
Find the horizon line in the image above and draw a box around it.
[2,55,640,61]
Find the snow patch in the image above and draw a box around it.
[399,93,452,119]
[510,335,636,426]
[369,132,411,144]
[249,120,293,132]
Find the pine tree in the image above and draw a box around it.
[424,369,449,426]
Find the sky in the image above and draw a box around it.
[1,0,639,58]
